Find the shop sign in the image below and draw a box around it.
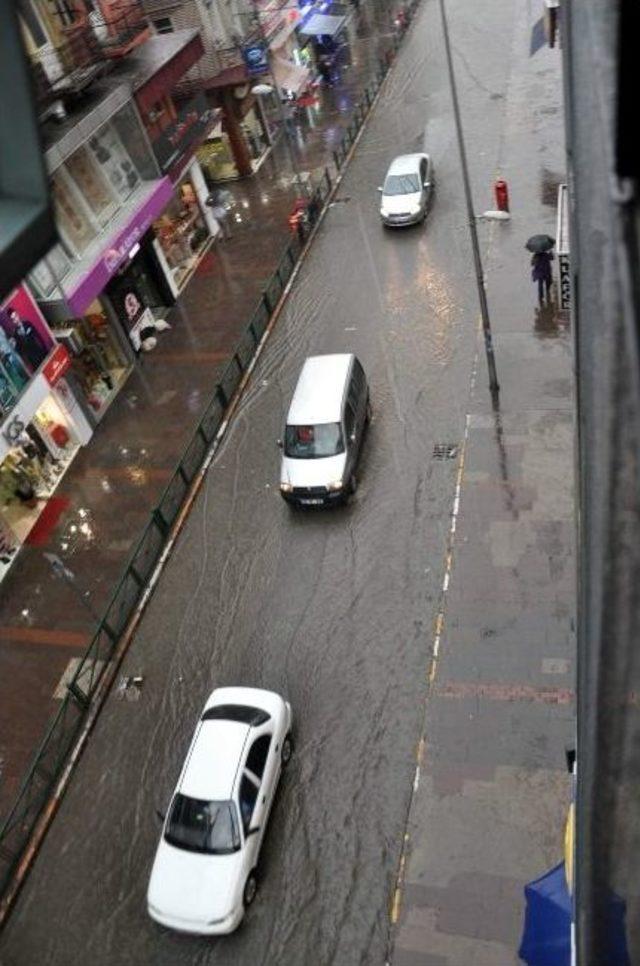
[243,42,269,75]
[108,281,157,353]
[43,344,72,386]
[152,94,216,174]
[66,177,175,317]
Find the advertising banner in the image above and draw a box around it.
[0,285,55,422]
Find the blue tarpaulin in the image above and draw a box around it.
[519,862,630,966]
[519,863,572,966]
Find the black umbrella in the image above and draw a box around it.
[526,234,555,253]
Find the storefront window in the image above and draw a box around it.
[153,178,210,290]
[28,245,73,299]
[51,170,98,255]
[65,146,119,226]
[111,102,159,181]
[87,122,141,205]
[50,300,131,420]
[242,106,269,165]
[0,394,79,552]
[197,123,239,182]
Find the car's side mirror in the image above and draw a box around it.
[424,181,431,189]
[155,809,166,823]
[377,186,383,193]
[277,438,283,448]
[247,826,261,836]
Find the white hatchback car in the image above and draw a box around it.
[147,687,293,935]
[379,153,434,226]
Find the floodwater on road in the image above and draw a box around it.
[0,0,523,960]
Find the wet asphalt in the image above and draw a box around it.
[0,0,522,962]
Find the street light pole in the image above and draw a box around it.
[437,0,499,395]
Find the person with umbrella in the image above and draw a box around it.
[526,234,555,305]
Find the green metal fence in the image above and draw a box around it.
[0,3,419,899]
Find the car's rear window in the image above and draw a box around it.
[165,795,240,854]
[201,704,271,725]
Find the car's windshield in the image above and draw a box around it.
[284,423,344,459]
[164,795,241,854]
[383,173,421,195]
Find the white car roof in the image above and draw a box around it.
[287,354,353,426]
[386,153,426,176]
[177,687,286,801]
[180,719,248,802]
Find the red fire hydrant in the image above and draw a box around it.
[494,178,510,212]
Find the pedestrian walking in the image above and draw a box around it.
[531,250,554,304]
[206,189,233,240]
[318,54,332,85]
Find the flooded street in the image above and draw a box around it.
[0,0,546,961]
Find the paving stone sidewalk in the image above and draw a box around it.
[390,3,575,964]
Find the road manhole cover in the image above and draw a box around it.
[432,443,459,460]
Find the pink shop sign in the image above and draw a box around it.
[66,177,174,316]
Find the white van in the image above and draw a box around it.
[279,354,371,506]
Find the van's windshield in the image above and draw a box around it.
[284,423,344,459]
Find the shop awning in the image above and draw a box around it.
[298,13,346,36]
[271,56,311,95]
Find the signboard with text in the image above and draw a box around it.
[243,42,269,75]
[152,94,216,174]
[43,344,72,386]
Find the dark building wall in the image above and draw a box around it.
[563,0,640,960]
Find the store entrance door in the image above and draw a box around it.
[114,244,166,311]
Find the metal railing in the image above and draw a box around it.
[0,0,418,901]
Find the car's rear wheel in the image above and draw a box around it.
[243,871,258,908]
[281,733,293,766]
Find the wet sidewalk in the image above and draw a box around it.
[0,4,404,823]
[390,3,575,965]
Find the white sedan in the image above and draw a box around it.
[147,686,293,935]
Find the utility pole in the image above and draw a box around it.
[438,0,499,396]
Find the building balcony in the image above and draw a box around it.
[30,25,109,112]
[85,0,152,59]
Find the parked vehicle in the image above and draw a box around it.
[378,153,434,226]
[279,353,371,506]
[147,687,293,935]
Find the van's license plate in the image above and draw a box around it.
[301,498,323,505]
